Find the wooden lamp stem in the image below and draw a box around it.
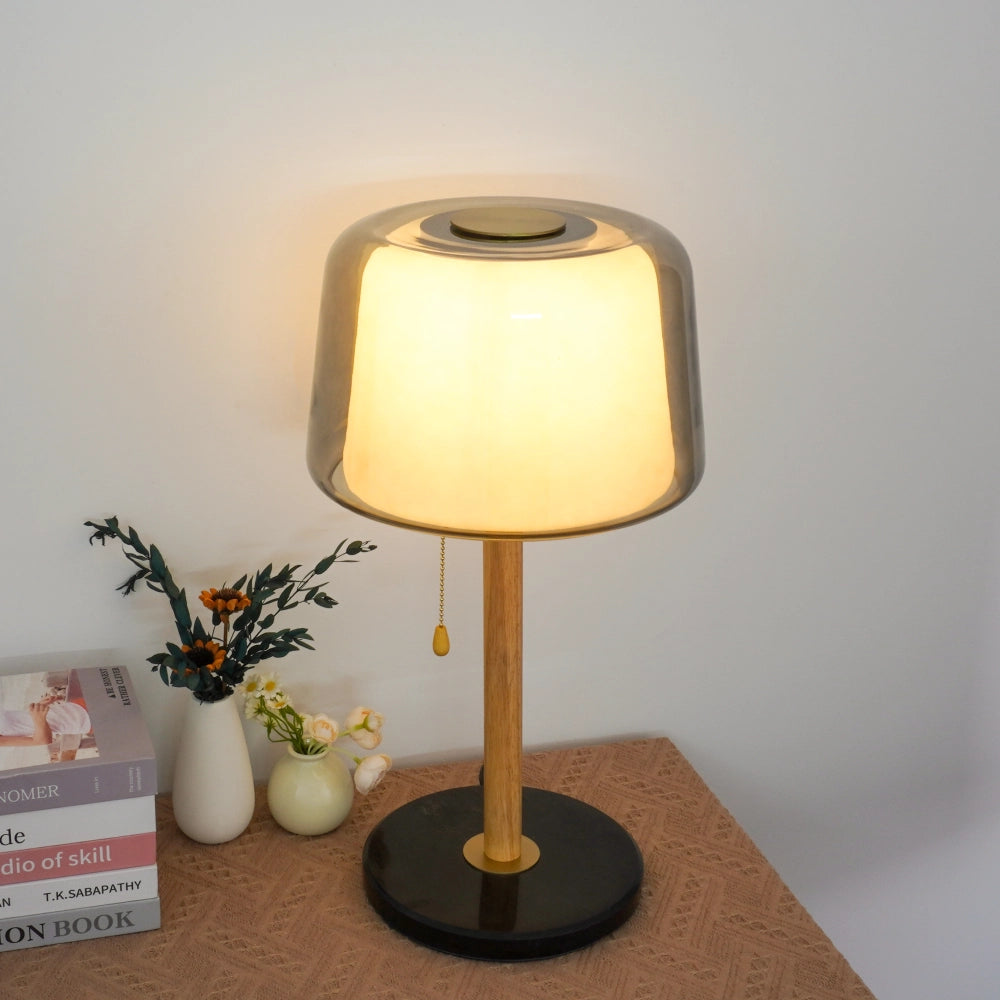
[482,539,524,863]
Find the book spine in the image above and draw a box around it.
[0,756,157,815]
[0,896,161,952]
[0,795,155,852]
[0,864,158,918]
[0,831,157,886]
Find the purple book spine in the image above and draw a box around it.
[0,757,157,814]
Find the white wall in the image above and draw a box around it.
[2,3,998,997]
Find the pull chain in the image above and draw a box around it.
[432,536,450,656]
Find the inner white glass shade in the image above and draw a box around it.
[308,197,703,540]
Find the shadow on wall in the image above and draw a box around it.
[680,726,998,905]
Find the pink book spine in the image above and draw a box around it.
[0,832,156,886]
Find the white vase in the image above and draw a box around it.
[267,745,354,836]
[171,695,256,844]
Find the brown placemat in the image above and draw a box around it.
[1,739,875,999]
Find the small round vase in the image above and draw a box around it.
[267,746,354,836]
[172,695,256,844]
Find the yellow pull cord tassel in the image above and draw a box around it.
[433,536,450,656]
[433,624,450,656]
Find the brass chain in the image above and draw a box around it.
[438,536,446,626]
[432,537,450,656]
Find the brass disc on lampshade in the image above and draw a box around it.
[307,196,704,960]
[449,206,567,240]
[307,196,704,541]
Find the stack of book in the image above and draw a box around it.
[0,665,159,951]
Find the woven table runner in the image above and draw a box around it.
[2,738,875,1000]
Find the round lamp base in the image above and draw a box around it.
[362,785,643,961]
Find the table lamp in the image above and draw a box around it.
[307,196,703,959]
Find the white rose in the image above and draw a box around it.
[353,754,391,794]
[307,713,340,745]
[346,707,384,749]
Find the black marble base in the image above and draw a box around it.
[362,785,643,961]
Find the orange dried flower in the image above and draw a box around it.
[181,638,225,672]
[199,587,251,618]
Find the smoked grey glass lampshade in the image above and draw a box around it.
[307,197,703,539]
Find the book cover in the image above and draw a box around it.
[0,895,161,952]
[0,863,158,918]
[0,665,156,814]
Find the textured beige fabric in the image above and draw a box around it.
[2,739,876,999]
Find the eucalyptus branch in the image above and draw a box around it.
[85,515,376,702]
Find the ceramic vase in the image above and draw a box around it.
[172,695,256,844]
[267,745,354,836]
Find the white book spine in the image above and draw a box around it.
[0,864,158,918]
[0,794,155,852]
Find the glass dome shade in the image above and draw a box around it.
[307,197,704,540]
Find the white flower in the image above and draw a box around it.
[257,673,282,698]
[239,677,264,718]
[241,675,263,697]
[269,690,291,710]
[306,713,340,745]
[346,706,384,749]
[354,754,391,794]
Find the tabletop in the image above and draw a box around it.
[1,738,875,1000]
